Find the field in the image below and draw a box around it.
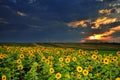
[0,43,120,80]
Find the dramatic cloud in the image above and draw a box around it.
[91,17,119,29]
[67,20,91,28]
[98,9,111,15]
[67,17,119,29]
[81,25,120,42]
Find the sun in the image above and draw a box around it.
[89,35,102,40]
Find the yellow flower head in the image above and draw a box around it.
[117,51,120,56]
[2,75,6,80]
[94,50,98,54]
[87,65,93,71]
[116,77,120,80]
[60,63,65,67]
[77,74,81,79]
[18,65,23,70]
[20,54,24,59]
[59,57,63,62]
[72,57,77,62]
[65,58,70,63]
[45,59,50,64]
[103,58,109,64]
[55,73,61,79]
[112,56,118,61]
[77,66,83,72]
[0,54,4,59]
[83,70,89,76]
[92,54,97,60]
[41,56,46,62]
[17,59,22,64]
[49,68,54,74]
[97,72,101,77]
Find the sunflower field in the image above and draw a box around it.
[0,45,120,80]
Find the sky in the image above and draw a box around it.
[0,0,120,43]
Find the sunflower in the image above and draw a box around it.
[0,54,4,59]
[20,54,24,59]
[103,58,109,64]
[117,51,120,56]
[41,56,46,62]
[112,56,118,61]
[59,57,63,62]
[97,72,101,77]
[87,65,93,71]
[49,68,54,74]
[2,75,6,80]
[72,57,77,62]
[17,59,22,64]
[60,63,65,67]
[92,54,97,60]
[76,66,83,72]
[55,73,61,79]
[17,65,23,70]
[77,74,81,79]
[65,58,70,63]
[116,77,120,80]
[45,59,50,64]
[83,70,89,76]
[94,50,98,54]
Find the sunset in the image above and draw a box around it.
[0,0,120,80]
[0,0,120,43]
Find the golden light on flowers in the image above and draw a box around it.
[20,54,24,59]
[77,66,83,72]
[59,57,63,62]
[65,57,70,63]
[103,58,110,64]
[17,65,23,70]
[49,68,54,74]
[2,75,6,80]
[55,73,61,79]
[83,70,89,76]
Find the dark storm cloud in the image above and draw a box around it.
[0,0,119,42]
